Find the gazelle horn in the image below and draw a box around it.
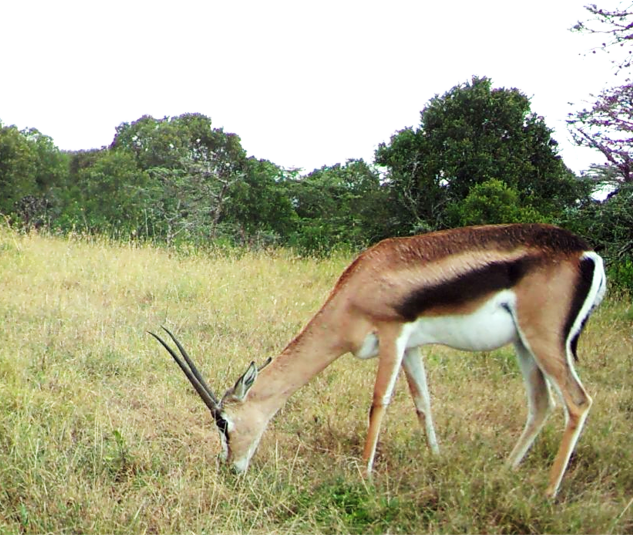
[149,327,220,415]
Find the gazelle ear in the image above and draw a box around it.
[232,361,258,401]
[258,356,272,372]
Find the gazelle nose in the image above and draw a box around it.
[231,457,249,474]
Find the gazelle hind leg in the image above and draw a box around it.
[545,362,591,498]
[363,325,408,475]
[524,338,592,498]
[402,347,439,454]
[507,340,552,468]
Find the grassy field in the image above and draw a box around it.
[0,227,632,534]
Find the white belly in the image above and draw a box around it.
[354,290,519,358]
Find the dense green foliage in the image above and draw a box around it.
[286,159,391,253]
[565,3,633,291]
[0,78,584,243]
[1,74,631,289]
[375,77,588,232]
[561,184,633,292]
[0,122,67,222]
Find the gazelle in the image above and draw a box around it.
[151,223,606,497]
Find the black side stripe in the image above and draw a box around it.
[564,256,596,362]
[395,256,540,322]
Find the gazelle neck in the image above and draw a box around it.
[244,304,349,418]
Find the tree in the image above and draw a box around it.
[447,178,544,227]
[288,159,390,252]
[568,4,633,184]
[225,158,298,243]
[151,155,243,243]
[110,115,184,170]
[565,4,633,291]
[568,83,633,183]
[571,3,633,75]
[560,183,633,291]
[0,121,67,222]
[376,77,585,233]
[111,113,247,176]
[108,113,257,242]
[66,150,153,235]
[0,122,37,215]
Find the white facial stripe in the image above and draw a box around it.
[218,430,229,461]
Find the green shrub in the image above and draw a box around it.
[608,256,633,294]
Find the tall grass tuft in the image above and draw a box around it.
[0,227,632,533]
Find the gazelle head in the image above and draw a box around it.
[149,327,271,473]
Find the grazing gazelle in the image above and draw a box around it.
[151,223,606,497]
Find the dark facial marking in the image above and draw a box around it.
[395,256,539,322]
[216,415,230,441]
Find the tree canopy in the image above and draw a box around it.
[0,122,67,222]
[0,76,618,280]
[568,4,633,184]
[376,76,587,232]
[0,82,593,250]
[564,3,633,290]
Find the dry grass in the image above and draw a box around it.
[0,227,632,534]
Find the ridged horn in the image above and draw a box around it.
[149,327,220,414]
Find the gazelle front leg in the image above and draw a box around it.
[403,346,439,454]
[362,324,408,475]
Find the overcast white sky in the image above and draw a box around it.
[0,0,618,174]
